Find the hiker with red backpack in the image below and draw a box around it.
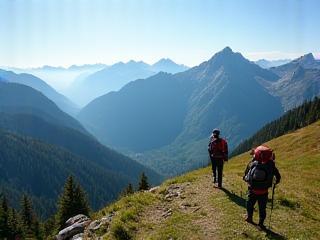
[243,145,281,230]
[208,129,228,188]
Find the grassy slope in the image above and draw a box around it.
[94,120,320,240]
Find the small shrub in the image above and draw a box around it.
[120,209,137,222]
[112,222,132,240]
[278,197,300,209]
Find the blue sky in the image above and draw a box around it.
[1,0,319,68]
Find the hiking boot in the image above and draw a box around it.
[257,222,267,231]
[212,176,217,183]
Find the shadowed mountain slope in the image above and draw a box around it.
[266,54,320,111]
[0,69,78,115]
[0,82,86,134]
[79,47,283,176]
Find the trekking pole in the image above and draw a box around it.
[268,181,276,229]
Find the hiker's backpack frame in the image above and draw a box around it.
[246,160,274,189]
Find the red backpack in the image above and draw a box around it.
[254,145,274,163]
[244,145,275,189]
[209,138,227,158]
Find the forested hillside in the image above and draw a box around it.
[0,130,128,218]
[0,112,162,184]
[0,82,86,134]
[231,96,320,156]
[0,69,78,116]
[0,82,162,219]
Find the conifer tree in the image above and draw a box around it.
[138,172,150,191]
[43,215,56,237]
[7,208,21,239]
[20,194,41,239]
[56,175,90,229]
[73,184,90,216]
[57,176,75,228]
[20,194,33,229]
[0,195,9,238]
[121,183,134,197]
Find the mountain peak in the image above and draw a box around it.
[294,53,315,65]
[205,46,247,68]
[153,58,176,66]
[209,47,237,61]
[221,46,233,53]
[152,58,188,73]
[127,60,146,64]
[126,60,149,68]
[301,53,315,62]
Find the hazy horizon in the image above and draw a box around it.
[1,0,319,68]
[3,50,320,70]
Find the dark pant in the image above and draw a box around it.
[210,158,224,187]
[247,191,268,224]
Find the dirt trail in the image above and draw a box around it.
[137,172,223,239]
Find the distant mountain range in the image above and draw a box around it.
[2,47,319,215]
[255,59,291,68]
[78,47,320,176]
[266,53,320,111]
[67,59,189,106]
[7,64,107,92]
[0,82,162,217]
[0,69,79,116]
[270,53,320,76]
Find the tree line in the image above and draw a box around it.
[0,172,150,239]
[231,96,320,157]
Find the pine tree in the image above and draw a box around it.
[56,175,90,229]
[20,194,41,239]
[138,172,150,191]
[121,183,134,197]
[0,195,9,238]
[73,184,89,216]
[20,194,33,230]
[7,208,21,239]
[43,215,56,237]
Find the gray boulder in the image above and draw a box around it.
[56,214,91,240]
[65,214,90,227]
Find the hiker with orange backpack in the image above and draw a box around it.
[208,129,228,188]
[243,145,281,230]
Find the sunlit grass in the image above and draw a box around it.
[211,120,320,239]
[95,121,320,239]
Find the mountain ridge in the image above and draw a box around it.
[68,59,189,106]
[0,82,87,134]
[0,69,78,116]
[79,47,284,176]
[255,59,291,68]
[0,82,163,218]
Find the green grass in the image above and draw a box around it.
[162,167,205,186]
[143,211,203,240]
[210,120,320,239]
[94,121,320,239]
[95,192,159,240]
